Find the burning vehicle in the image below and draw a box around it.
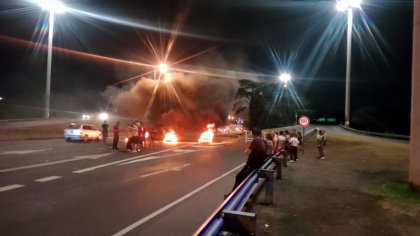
[198,124,215,144]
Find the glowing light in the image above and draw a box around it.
[164,73,171,83]
[163,131,178,144]
[198,124,215,144]
[37,0,67,14]
[99,112,108,121]
[159,63,169,74]
[82,114,90,120]
[145,131,150,139]
[336,0,362,11]
[279,73,292,83]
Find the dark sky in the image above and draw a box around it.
[0,0,414,134]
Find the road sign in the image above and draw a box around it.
[298,116,310,127]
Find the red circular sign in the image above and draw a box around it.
[298,116,310,127]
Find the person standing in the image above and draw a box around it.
[317,129,327,159]
[278,131,286,150]
[149,127,157,149]
[297,131,304,154]
[112,121,120,150]
[289,133,300,163]
[136,121,146,150]
[265,132,274,157]
[227,128,267,195]
[126,122,136,152]
[101,121,109,144]
[272,131,280,154]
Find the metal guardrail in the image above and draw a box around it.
[193,157,273,236]
[195,128,317,236]
[339,124,409,140]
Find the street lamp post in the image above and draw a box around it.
[336,0,362,127]
[38,0,67,118]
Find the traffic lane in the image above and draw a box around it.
[118,143,246,236]
[0,141,193,186]
[0,140,246,235]
[0,138,195,170]
[0,139,111,169]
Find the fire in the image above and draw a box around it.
[163,131,178,144]
[198,124,215,144]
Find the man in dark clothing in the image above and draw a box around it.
[229,128,267,193]
[101,121,109,144]
[112,121,120,150]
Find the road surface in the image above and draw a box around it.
[0,137,247,236]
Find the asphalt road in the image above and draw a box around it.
[0,136,247,236]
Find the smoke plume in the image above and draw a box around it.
[103,50,249,132]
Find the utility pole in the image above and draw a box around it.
[410,0,420,190]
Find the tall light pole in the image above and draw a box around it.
[37,0,67,118]
[336,0,362,127]
[409,0,420,190]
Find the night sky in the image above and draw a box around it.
[0,0,414,134]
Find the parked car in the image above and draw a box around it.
[64,123,102,141]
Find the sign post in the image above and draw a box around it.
[298,116,310,151]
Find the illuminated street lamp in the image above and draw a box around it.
[336,0,362,127]
[279,73,292,88]
[37,0,67,118]
[158,63,168,74]
[98,112,109,121]
[154,63,169,80]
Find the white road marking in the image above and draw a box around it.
[140,163,191,178]
[118,151,197,166]
[172,149,195,153]
[73,145,190,174]
[0,184,25,193]
[112,163,244,236]
[119,156,160,165]
[0,149,50,155]
[74,153,112,159]
[192,145,218,148]
[0,153,112,173]
[140,169,169,178]
[34,176,62,182]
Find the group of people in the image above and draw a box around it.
[100,120,157,152]
[228,127,327,196]
[126,121,157,152]
[263,129,304,163]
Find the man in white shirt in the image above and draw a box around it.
[289,132,300,163]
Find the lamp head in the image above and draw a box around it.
[279,73,292,83]
[38,0,67,14]
[158,63,168,74]
[336,0,362,12]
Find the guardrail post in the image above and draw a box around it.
[260,169,275,205]
[222,210,257,236]
[273,156,283,180]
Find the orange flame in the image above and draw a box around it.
[198,124,215,144]
[163,131,178,144]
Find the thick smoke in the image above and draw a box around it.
[103,50,249,132]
